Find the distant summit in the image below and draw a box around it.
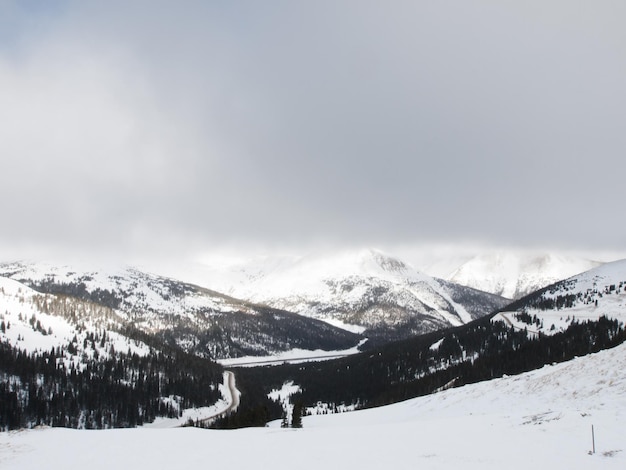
[194,248,509,341]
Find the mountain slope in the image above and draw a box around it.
[0,276,227,429]
[446,251,601,299]
[0,261,361,359]
[0,276,146,359]
[195,249,509,341]
[497,258,626,334]
[228,260,626,421]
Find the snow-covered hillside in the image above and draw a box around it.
[0,261,240,326]
[192,249,508,340]
[0,261,360,359]
[2,339,624,469]
[445,251,601,299]
[0,276,150,365]
[495,259,626,335]
[0,273,229,430]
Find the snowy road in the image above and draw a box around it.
[143,371,240,428]
[195,371,239,426]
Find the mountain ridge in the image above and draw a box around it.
[189,248,509,341]
[0,261,361,359]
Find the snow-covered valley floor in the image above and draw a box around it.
[2,342,626,469]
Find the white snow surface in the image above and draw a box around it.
[445,251,601,299]
[2,340,625,469]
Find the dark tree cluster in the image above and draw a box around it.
[0,340,223,431]
[504,279,626,313]
[210,370,282,429]
[21,278,122,310]
[156,308,361,360]
[228,314,626,426]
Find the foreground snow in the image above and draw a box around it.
[2,342,625,469]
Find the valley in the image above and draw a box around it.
[1,251,625,436]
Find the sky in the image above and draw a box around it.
[1,1,625,266]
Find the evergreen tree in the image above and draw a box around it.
[291,402,303,428]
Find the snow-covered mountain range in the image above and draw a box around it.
[0,248,612,360]
[440,251,601,299]
[0,261,360,359]
[2,254,625,439]
[189,248,509,341]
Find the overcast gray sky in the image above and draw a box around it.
[1,1,625,264]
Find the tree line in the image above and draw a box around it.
[228,314,626,425]
[0,340,223,431]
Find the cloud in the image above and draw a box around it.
[1,1,625,263]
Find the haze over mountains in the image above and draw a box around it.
[441,252,602,299]
[0,248,611,354]
[170,248,510,339]
[0,249,510,358]
[179,247,602,309]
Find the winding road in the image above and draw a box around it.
[195,370,239,427]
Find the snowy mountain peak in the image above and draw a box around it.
[364,249,412,275]
[304,248,418,281]
[183,248,508,340]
